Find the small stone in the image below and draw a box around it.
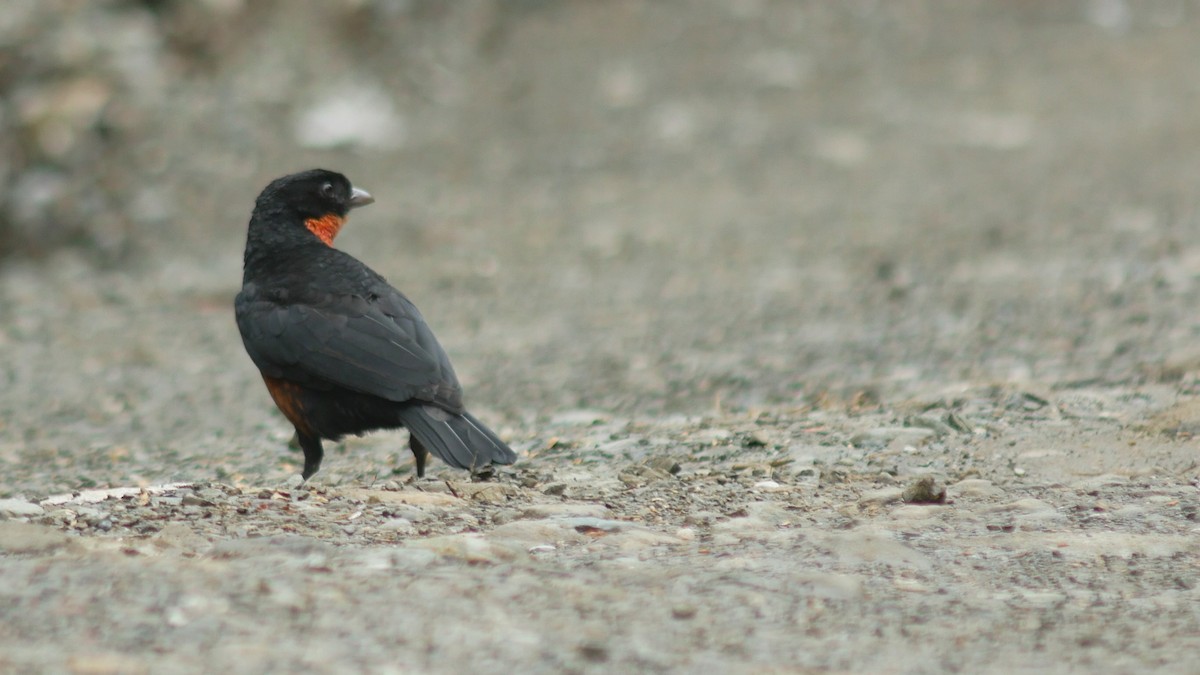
[692,428,733,444]
[578,641,609,662]
[564,517,626,534]
[180,494,214,507]
[859,487,904,507]
[645,456,682,474]
[618,464,673,487]
[950,479,1004,498]
[379,518,415,534]
[520,503,611,520]
[986,498,1055,514]
[448,482,520,504]
[904,414,956,437]
[850,427,935,449]
[672,605,697,619]
[0,498,45,520]
[745,431,770,447]
[901,477,946,504]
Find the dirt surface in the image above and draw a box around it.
[3,2,1200,673]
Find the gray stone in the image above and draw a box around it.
[520,503,612,520]
[0,498,45,519]
[859,487,904,507]
[850,427,935,449]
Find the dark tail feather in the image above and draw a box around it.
[398,405,517,472]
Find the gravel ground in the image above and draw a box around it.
[3,2,1200,673]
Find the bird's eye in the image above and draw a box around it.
[320,182,335,198]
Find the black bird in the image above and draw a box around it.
[234,169,517,480]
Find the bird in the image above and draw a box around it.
[234,169,517,481]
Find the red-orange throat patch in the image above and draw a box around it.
[304,214,346,246]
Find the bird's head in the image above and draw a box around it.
[252,169,374,246]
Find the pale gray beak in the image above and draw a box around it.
[349,186,374,209]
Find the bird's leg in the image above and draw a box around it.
[295,430,324,480]
[409,435,429,479]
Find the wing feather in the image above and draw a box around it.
[235,286,463,411]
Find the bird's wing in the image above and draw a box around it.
[235,286,463,411]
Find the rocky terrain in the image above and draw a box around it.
[2,2,1200,673]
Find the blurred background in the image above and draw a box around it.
[3,0,1200,491]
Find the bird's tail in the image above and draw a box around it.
[397,404,517,472]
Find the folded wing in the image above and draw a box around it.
[236,288,464,412]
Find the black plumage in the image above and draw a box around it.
[235,169,516,480]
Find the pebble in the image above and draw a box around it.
[379,518,416,534]
[562,517,627,533]
[745,431,771,447]
[387,505,434,522]
[986,498,1055,514]
[519,503,611,520]
[850,427,935,449]
[644,456,682,474]
[0,498,45,519]
[901,477,946,504]
[618,464,674,487]
[904,414,957,437]
[447,482,519,505]
[950,479,1004,499]
[671,605,697,620]
[180,493,214,507]
[859,487,904,507]
[691,428,733,444]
